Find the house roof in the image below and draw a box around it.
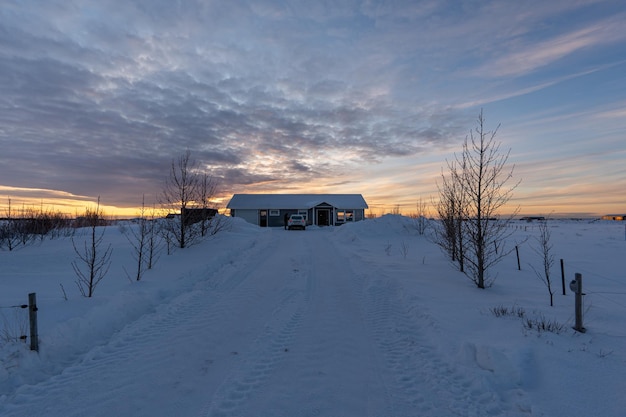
[226,194,368,210]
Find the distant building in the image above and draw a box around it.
[601,214,626,221]
[165,208,218,225]
[182,207,218,224]
[226,194,368,227]
[520,216,546,222]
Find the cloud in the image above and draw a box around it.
[456,64,611,108]
[1,21,463,204]
[479,15,626,77]
[593,104,626,119]
[0,0,623,215]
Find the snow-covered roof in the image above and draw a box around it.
[226,194,368,210]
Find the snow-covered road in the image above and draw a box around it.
[2,227,529,417]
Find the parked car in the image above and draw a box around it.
[287,214,306,230]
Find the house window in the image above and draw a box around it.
[337,210,354,222]
[269,210,280,216]
[298,210,308,221]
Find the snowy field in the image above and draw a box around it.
[0,215,624,417]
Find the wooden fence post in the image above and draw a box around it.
[560,259,566,295]
[28,292,39,352]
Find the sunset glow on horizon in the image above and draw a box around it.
[1,1,624,219]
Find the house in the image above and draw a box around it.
[601,214,626,221]
[226,194,368,227]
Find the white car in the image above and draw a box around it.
[287,214,306,230]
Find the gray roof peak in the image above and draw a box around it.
[227,194,368,209]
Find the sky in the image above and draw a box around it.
[1,0,625,217]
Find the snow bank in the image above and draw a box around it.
[1,216,625,417]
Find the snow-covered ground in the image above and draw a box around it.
[0,215,624,417]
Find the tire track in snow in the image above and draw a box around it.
[199,299,307,417]
[287,252,392,417]
[199,237,314,417]
[364,276,531,417]
[210,230,394,417]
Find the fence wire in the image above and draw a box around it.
[0,304,28,309]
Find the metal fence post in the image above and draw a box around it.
[572,274,585,333]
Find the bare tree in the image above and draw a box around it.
[412,196,430,236]
[390,205,401,215]
[125,197,162,276]
[530,218,556,306]
[71,198,112,297]
[123,195,150,281]
[366,209,378,219]
[159,151,224,247]
[17,204,33,246]
[198,173,218,237]
[146,201,162,269]
[161,151,200,249]
[434,162,467,273]
[456,110,519,288]
[434,173,457,263]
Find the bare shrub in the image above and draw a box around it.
[0,198,31,251]
[490,305,564,334]
[207,214,231,236]
[400,241,409,259]
[489,304,526,318]
[1,201,75,251]
[523,315,565,334]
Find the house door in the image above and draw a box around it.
[259,210,268,227]
[317,209,330,226]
